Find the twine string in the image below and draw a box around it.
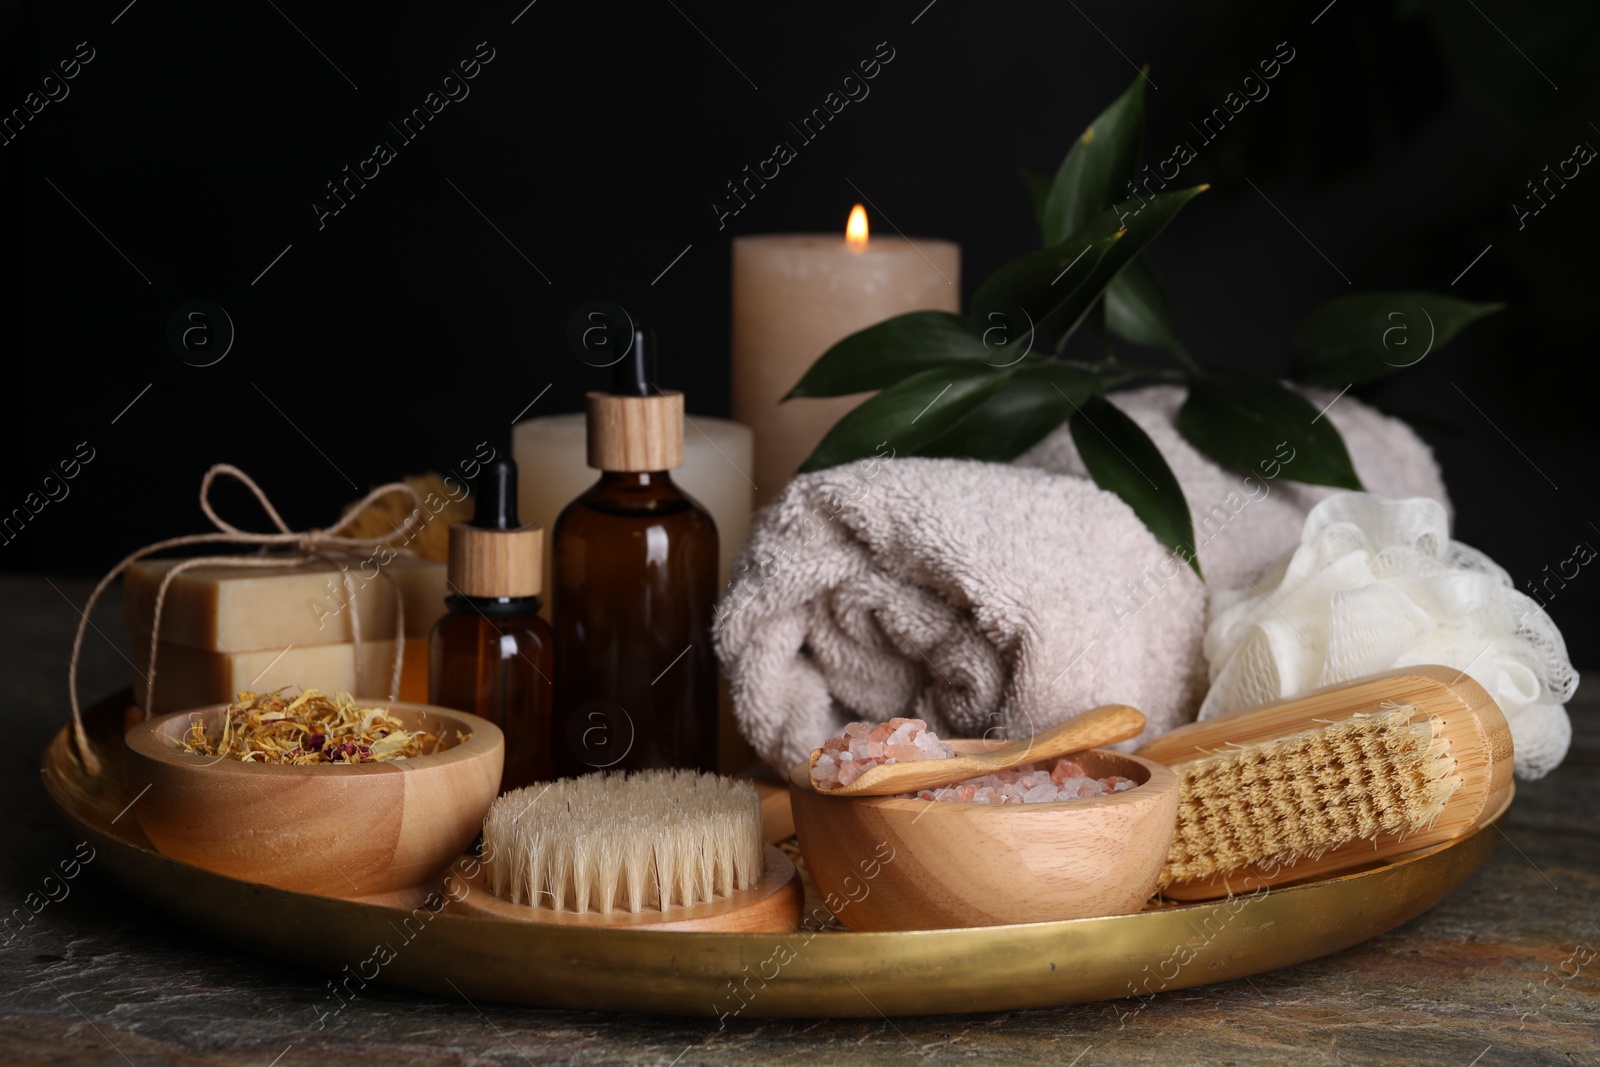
[68,464,424,775]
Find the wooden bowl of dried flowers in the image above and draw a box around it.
[123,690,503,898]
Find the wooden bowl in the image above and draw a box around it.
[789,742,1179,931]
[124,702,503,899]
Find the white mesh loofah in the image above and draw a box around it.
[1200,493,1577,779]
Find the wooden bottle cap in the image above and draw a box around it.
[447,522,543,599]
[586,390,684,472]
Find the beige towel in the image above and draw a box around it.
[715,386,1450,772]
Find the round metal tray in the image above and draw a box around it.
[40,693,1499,1018]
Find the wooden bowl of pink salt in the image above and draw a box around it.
[789,734,1179,931]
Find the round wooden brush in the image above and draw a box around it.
[1138,666,1513,901]
[453,769,803,931]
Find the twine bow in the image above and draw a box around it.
[68,464,425,775]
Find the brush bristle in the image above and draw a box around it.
[1159,702,1462,888]
[482,770,764,915]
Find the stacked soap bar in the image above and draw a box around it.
[123,557,447,712]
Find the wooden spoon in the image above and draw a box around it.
[807,704,1146,797]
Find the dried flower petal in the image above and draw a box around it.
[179,689,456,765]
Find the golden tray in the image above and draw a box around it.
[41,692,1501,1019]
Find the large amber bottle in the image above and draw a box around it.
[429,455,554,791]
[552,329,719,776]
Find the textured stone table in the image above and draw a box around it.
[2,575,1596,1066]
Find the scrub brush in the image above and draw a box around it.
[454,769,804,931]
[1138,666,1513,900]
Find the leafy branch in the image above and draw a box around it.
[784,70,1500,577]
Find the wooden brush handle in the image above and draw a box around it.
[1142,666,1513,902]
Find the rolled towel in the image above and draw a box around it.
[715,458,1210,772]
[1017,386,1451,589]
[716,385,1450,773]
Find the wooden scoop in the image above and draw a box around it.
[807,704,1146,797]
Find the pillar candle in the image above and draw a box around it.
[732,207,960,506]
[512,412,754,603]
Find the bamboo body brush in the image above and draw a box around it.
[1139,665,1513,900]
[453,769,804,931]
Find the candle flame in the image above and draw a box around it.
[846,203,869,250]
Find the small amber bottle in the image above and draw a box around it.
[429,455,554,791]
[553,329,719,776]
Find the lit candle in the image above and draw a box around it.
[732,205,961,506]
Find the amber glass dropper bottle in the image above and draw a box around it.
[429,454,554,791]
[552,328,719,776]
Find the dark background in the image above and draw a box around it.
[1,0,1596,661]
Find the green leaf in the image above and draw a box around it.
[920,362,1099,461]
[973,235,1121,346]
[1069,394,1201,579]
[785,312,990,399]
[1067,184,1206,246]
[1042,72,1147,246]
[974,185,1207,345]
[1021,167,1052,235]
[798,364,1014,473]
[1082,289,1110,355]
[1289,291,1503,388]
[1177,366,1363,490]
[1104,257,1184,355]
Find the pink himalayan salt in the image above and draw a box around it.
[910,759,1138,804]
[812,716,956,789]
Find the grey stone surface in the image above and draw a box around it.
[1,575,1596,1066]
